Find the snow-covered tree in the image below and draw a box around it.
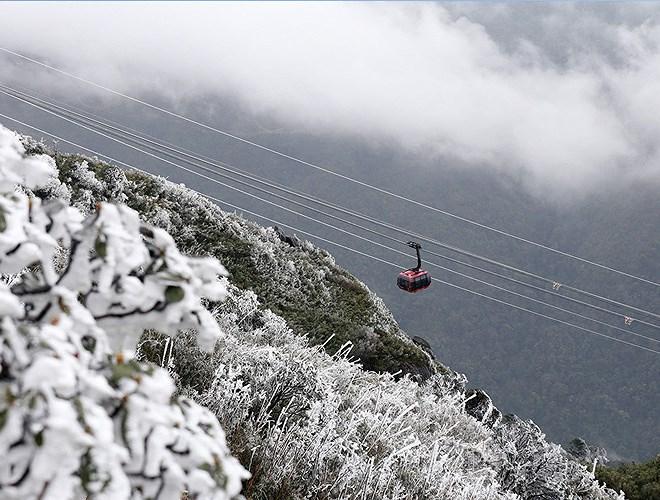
[0,124,249,499]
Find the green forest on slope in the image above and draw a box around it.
[597,456,660,500]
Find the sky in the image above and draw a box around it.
[1,2,660,196]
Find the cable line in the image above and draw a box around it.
[2,111,659,353]
[2,47,658,288]
[207,199,660,356]
[15,93,659,330]
[2,84,658,326]
[3,87,659,335]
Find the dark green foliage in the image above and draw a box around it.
[137,330,171,365]
[78,451,95,494]
[165,285,185,303]
[596,456,660,500]
[265,267,431,377]
[137,330,216,392]
[109,358,150,387]
[171,332,216,392]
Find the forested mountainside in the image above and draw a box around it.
[596,455,660,500]
[18,133,624,499]
[265,131,660,461]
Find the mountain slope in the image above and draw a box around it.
[21,135,621,499]
[35,144,436,381]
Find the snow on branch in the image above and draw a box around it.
[0,124,248,499]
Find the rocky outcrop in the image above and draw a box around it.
[464,388,502,428]
[412,335,435,358]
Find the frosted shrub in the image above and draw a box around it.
[494,416,624,500]
[0,125,248,499]
[172,285,619,500]
[191,287,510,500]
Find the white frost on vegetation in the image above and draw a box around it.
[170,285,620,500]
[0,124,248,499]
[10,129,622,500]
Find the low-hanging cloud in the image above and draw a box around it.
[1,2,659,196]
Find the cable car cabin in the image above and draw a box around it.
[397,269,431,293]
[397,241,432,293]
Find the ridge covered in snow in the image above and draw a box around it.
[0,126,623,499]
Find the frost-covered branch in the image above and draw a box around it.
[0,124,248,499]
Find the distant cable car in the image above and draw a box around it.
[397,241,431,293]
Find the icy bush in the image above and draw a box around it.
[150,284,620,500]
[494,416,624,500]
[202,286,502,499]
[0,125,248,499]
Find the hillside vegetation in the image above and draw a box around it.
[37,147,435,381]
[20,134,624,499]
[596,457,660,500]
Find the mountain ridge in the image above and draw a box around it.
[17,132,623,499]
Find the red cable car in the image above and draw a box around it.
[397,241,432,293]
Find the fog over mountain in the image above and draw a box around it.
[2,2,660,197]
[0,1,658,462]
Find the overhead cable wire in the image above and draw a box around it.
[1,112,659,354]
[2,111,658,354]
[3,88,659,337]
[2,47,658,288]
[206,198,660,357]
[10,92,658,332]
[4,85,659,328]
[3,84,658,326]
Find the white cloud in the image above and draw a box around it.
[1,2,659,195]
